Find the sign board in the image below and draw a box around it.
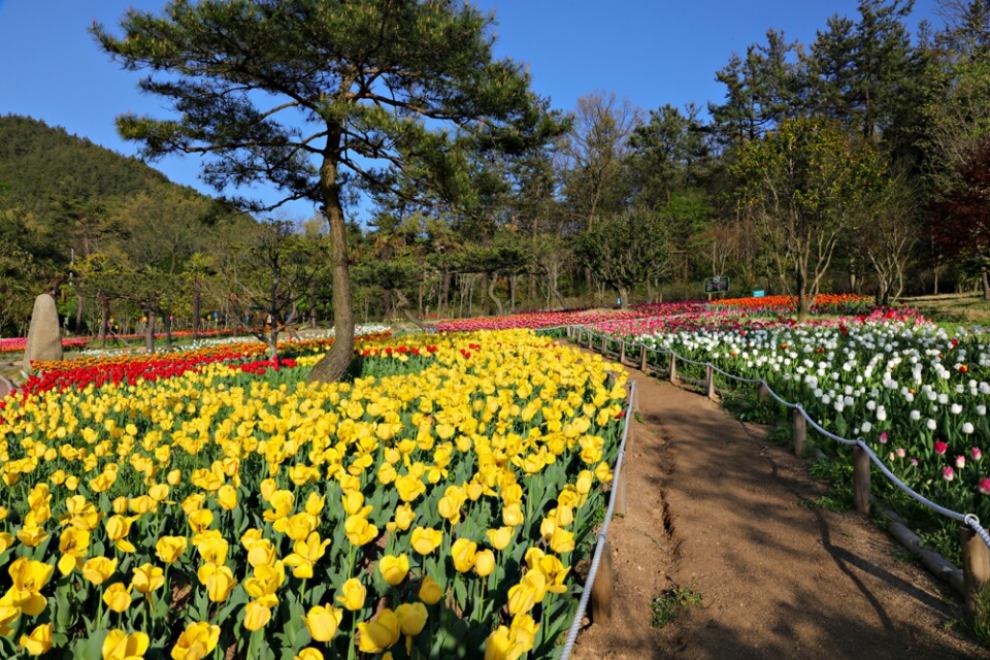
[752,290,765,298]
[704,276,729,293]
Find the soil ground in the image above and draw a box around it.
[572,363,987,659]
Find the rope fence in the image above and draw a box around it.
[561,323,990,620]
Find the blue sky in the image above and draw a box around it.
[0,0,941,222]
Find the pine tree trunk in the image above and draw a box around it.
[192,284,201,340]
[309,152,355,383]
[983,266,990,302]
[487,274,504,316]
[98,295,110,345]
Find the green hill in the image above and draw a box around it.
[0,115,254,336]
[0,114,206,218]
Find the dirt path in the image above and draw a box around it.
[573,365,986,659]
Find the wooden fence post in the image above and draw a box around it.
[619,341,626,364]
[601,334,608,355]
[668,353,677,384]
[639,345,647,371]
[615,469,627,516]
[758,382,769,402]
[587,331,593,349]
[705,364,716,400]
[960,525,990,618]
[792,409,806,456]
[590,542,614,624]
[853,444,871,514]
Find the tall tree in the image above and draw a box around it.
[94,0,560,381]
[732,118,885,318]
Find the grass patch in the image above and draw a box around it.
[650,586,703,628]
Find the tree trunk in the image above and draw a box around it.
[309,280,318,328]
[98,294,110,345]
[192,284,201,340]
[75,295,85,334]
[165,306,173,350]
[618,286,630,309]
[509,274,516,313]
[309,153,355,383]
[983,266,990,301]
[796,268,810,321]
[487,274,505,316]
[145,309,156,354]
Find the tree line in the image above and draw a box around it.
[4,0,990,372]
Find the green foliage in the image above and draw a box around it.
[650,586,703,628]
[579,208,668,302]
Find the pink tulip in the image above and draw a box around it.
[980,478,990,495]
[955,455,966,469]
[943,466,955,481]
[973,447,983,461]
[879,432,888,444]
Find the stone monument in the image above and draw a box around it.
[22,293,63,372]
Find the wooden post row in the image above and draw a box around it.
[619,341,625,364]
[601,334,608,355]
[792,409,806,457]
[668,353,677,384]
[590,541,614,623]
[639,345,647,371]
[587,331,593,349]
[960,525,990,618]
[853,444,871,515]
[705,364,716,400]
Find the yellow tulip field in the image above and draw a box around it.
[0,329,628,659]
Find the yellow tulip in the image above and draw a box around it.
[450,538,478,573]
[216,484,238,510]
[357,608,401,654]
[57,527,90,576]
[106,515,137,553]
[394,475,426,503]
[197,564,236,603]
[549,527,575,554]
[507,570,546,616]
[80,555,116,588]
[395,601,428,636]
[502,503,524,527]
[410,527,443,555]
[418,576,443,605]
[344,514,378,547]
[474,549,496,577]
[155,536,188,565]
[170,621,220,659]
[379,554,410,586]
[102,582,132,613]
[0,531,14,553]
[342,489,364,515]
[19,622,52,656]
[486,526,513,551]
[304,604,343,642]
[131,563,165,595]
[243,600,274,631]
[295,648,324,660]
[102,629,150,660]
[336,577,366,611]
